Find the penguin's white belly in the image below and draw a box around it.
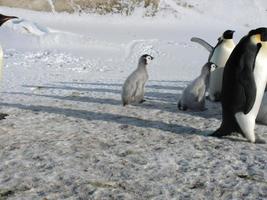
[235,49,267,142]
[209,46,233,97]
[257,93,267,124]
[210,46,232,68]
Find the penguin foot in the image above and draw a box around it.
[0,113,8,120]
[139,99,146,104]
[178,102,187,111]
[210,128,225,138]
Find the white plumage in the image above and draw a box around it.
[208,37,235,101]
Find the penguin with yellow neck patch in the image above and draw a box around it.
[211,27,267,143]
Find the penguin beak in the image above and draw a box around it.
[0,14,18,26]
[151,56,154,60]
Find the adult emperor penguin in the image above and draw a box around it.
[178,62,217,111]
[207,30,235,101]
[0,14,17,78]
[122,54,153,106]
[0,14,17,120]
[211,27,267,143]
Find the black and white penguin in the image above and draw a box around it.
[208,30,235,101]
[122,54,153,106]
[0,14,17,120]
[0,14,17,78]
[0,14,17,26]
[211,27,267,143]
[178,62,217,111]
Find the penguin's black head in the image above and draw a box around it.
[248,27,267,41]
[0,14,17,26]
[140,54,154,65]
[223,30,235,39]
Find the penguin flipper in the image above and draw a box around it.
[196,85,205,102]
[190,37,213,52]
[131,80,143,101]
[238,44,261,114]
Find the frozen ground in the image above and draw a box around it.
[0,3,267,200]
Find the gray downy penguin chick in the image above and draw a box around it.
[191,30,235,102]
[122,54,154,106]
[178,62,217,111]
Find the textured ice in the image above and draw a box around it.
[0,3,267,199]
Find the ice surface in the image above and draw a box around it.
[0,3,267,199]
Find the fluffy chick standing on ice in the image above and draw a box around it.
[178,62,217,111]
[122,54,154,106]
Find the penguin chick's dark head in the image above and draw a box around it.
[0,14,17,26]
[223,30,235,39]
[249,27,267,42]
[201,62,217,74]
[140,54,154,65]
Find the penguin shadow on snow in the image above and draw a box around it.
[54,81,185,101]
[20,81,222,119]
[21,82,181,107]
[72,81,222,119]
[17,86,178,113]
[0,102,203,136]
[58,81,185,91]
[4,91,121,106]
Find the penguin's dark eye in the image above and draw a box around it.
[210,64,217,71]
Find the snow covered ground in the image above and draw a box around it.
[0,2,267,199]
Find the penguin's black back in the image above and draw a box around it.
[221,35,259,114]
[213,34,260,137]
